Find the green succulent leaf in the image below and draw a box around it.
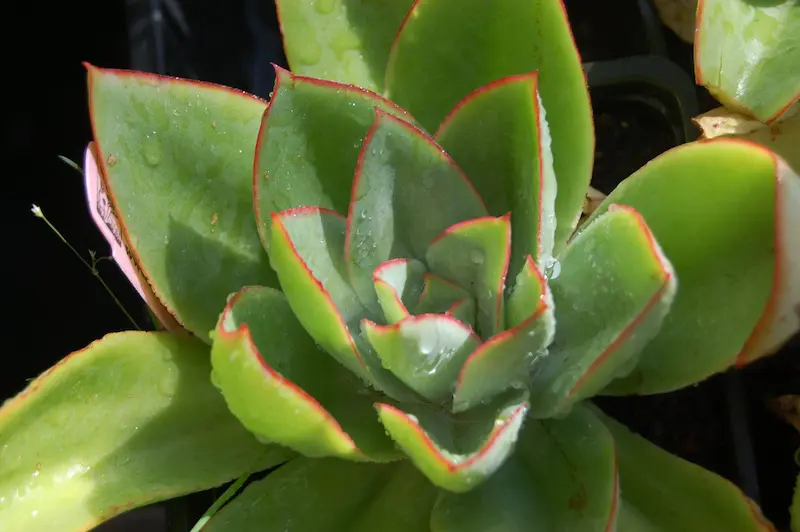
[595,407,776,531]
[453,257,555,413]
[385,0,593,252]
[254,67,413,245]
[436,72,557,276]
[530,205,676,418]
[346,108,488,310]
[86,64,277,338]
[211,286,399,462]
[589,139,800,394]
[362,314,481,402]
[376,394,528,493]
[269,207,371,379]
[373,258,427,323]
[426,216,511,339]
[432,404,618,531]
[695,0,800,121]
[506,255,553,329]
[0,332,289,531]
[204,459,436,532]
[269,207,414,401]
[415,273,473,318]
[274,0,415,92]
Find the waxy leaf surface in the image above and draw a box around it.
[254,67,412,244]
[426,216,511,339]
[596,408,775,531]
[432,404,618,531]
[436,72,557,275]
[454,257,554,413]
[0,332,288,531]
[87,65,278,338]
[211,286,398,461]
[346,108,487,307]
[373,258,427,323]
[363,314,480,401]
[590,140,800,394]
[205,459,436,532]
[530,206,676,418]
[376,394,528,493]
[275,0,415,92]
[696,0,800,121]
[386,0,592,251]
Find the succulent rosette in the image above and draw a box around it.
[2,0,799,530]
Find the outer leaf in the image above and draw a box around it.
[385,0,593,252]
[362,314,481,401]
[595,407,775,531]
[205,459,436,532]
[345,109,487,309]
[436,72,558,275]
[254,66,413,245]
[426,216,511,339]
[0,332,288,531]
[431,404,618,531]
[275,0,415,91]
[695,0,800,121]
[83,144,181,333]
[376,395,528,493]
[87,65,278,339]
[695,105,800,173]
[589,139,800,394]
[211,286,398,461]
[530,206,676,418]
[453,257,555,413]
[373,258,427,323]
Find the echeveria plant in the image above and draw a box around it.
[3,1,800,530]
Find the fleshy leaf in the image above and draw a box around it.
[87,64,278,338]
[426,216,511,339]
[415,274,472,315]
[695,0,800,121]
[82,144,182,333]
[385,0,593,252]
[269,208,370,379]
[373,258,427,323]
[211,286,398,461]
[0,332,290,531]
[432,404,618,531]
[595,407,775,531]
[376,394,528,492]
[254,66,413,245]
[204,459,437,532]
[436,72,558,275]
[274,0,415,92]
[362,314,481,402]
[695,106,800,174]
[345,109,488,309]
[453,257,555,413]
[588,139,800,394]
[269,208,415,400]
[530,205,676,418]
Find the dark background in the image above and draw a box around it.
[3,0,798,530]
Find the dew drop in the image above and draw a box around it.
[143,132,163,166]
[294,36,323,65]
[313,0,336,15]
[470,249,484,265]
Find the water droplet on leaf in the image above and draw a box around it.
[143,132,163,166]
[470,249,484,265]
[314,0,336,15]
